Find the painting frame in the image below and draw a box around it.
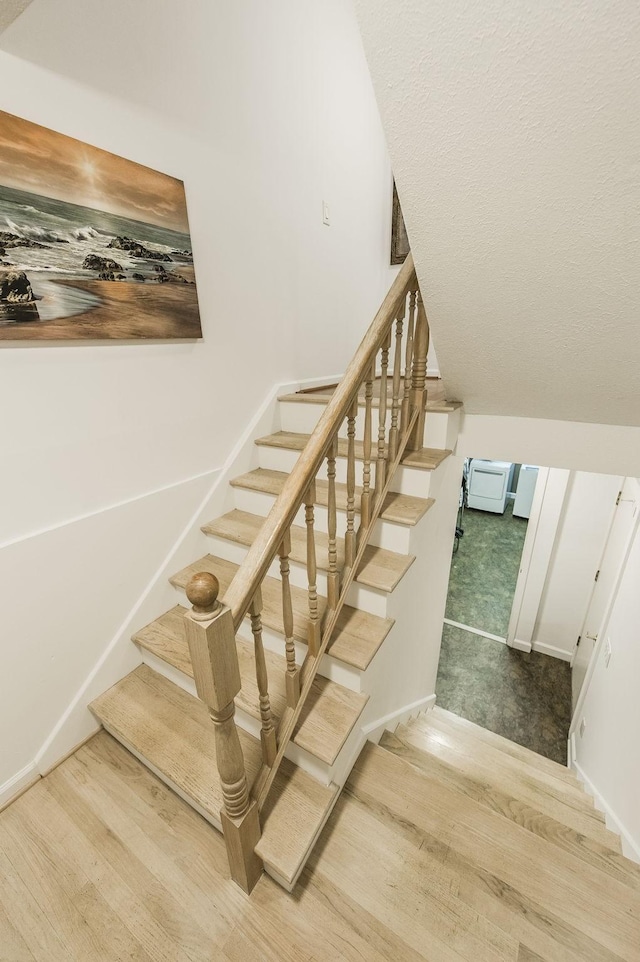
[0,109,202,342]
[390,179,410,266]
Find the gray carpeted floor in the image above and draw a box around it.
[437,503,572,764]
[436,624,572,764]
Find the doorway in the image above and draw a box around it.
[436,457,576,764]
[446,458,532,643]
[436,460,630,766]
[572,476,639,711]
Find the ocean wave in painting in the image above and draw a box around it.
[0,183,196,327]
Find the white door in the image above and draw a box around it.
[572,477,639,710]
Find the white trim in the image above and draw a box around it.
[531,641,573,662]
[443,619,506,644]
[0,467,219,551]
[34,470,221,774]
[35,377,303,775]
[0,762,39,810]
[427,365,441,379]
[569,483,640,737]
[572,760,640,865]
[507,467,572,651]
[290,373,345,391]
[362,694,436,742]
[509,637,532,653]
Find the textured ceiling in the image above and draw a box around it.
[0,0,33,34]
[355,0,640,426]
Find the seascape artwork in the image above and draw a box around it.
[0,109,202,340]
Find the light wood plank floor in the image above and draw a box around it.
[1,731,637,961]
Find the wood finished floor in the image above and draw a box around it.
[2,730,638,962]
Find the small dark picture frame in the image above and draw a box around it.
[390,180,410,265]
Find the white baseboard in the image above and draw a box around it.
[509,637,532,653]
[362,694,436,743]
[531,641,573,662]
[0,762,39,811]
[572,760,640,865]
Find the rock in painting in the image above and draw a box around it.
[108,235,172,262]
[0,270,35,303]
[82,253,123,272]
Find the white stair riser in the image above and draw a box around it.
[257,443,433,497]
[231,486,413,554]
[203,533,391,618]
[170,582,364,692]
[278,400,455,451]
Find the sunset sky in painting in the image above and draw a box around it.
[0,109,189,234]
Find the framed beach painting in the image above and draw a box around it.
[0,109,202,340]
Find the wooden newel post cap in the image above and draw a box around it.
[186,572,221,621]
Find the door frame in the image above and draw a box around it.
[506,467,570,651]
[569,477,640,735]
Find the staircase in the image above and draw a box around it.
[89,255,464,892]
[316,706,639,961]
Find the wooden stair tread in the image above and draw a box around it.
[277,391,463,414]
[203,509,415,593]
[348,743,640,961]
[133,605,368,766]
[415,712,609,830]
[170,554,394,672]
[255,431,452,471]
[89,665,338,888]
[230,467,435,527]
[430,705,581,786]
[382,725,626,861]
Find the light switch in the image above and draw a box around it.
[322,201,330,226]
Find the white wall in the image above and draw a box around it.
[0,0,395,795]
[573,492,640,862]
[458,414,640,479]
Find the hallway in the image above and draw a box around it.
[436,625,572,764]
[438,502,572,765]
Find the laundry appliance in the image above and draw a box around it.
[467,459,514,514]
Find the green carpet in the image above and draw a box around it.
[446,502,528,637]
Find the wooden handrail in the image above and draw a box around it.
[224,251,416,630]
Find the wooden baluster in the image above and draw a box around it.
[344,398,358,578]
[388,297,406,461]
[358,361,375,544]
[278,531,300,707]
[406,291,430,452]
[374,330,392,501]
[248,586,277,766]
[400,289,417,438]
[305,481,321,656]
[184,572,262,894]
[326,436,339,610]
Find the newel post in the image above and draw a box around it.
[184,572,263,894]
[406,291,430,453]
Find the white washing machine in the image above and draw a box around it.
[467,459,513,513]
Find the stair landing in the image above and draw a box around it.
[90,665,338,890]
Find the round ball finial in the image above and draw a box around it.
[186,571,220,619]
